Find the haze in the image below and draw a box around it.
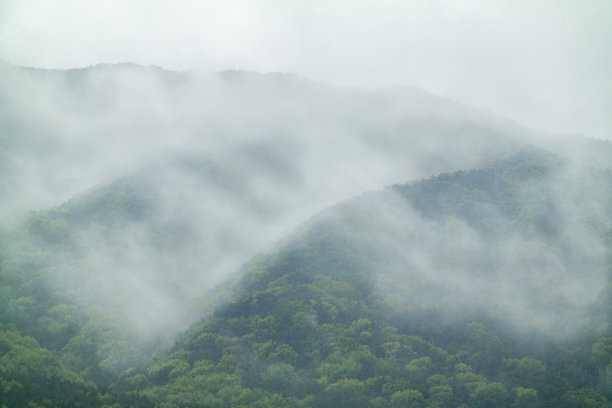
[1,0,611,140]
[0,0,610,345]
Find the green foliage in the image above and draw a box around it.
[0,146,610,407]
[322,378,368,408]
[511,387,537,408]
[468,382,509,408]
[115,148,612,406]
[0,325,97,407]
[561,388,610,408]
[390,389,425,408]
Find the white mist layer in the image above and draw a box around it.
[1,63,609,338]
[318,164,611,337]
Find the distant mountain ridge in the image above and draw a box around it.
[0,61,530,214]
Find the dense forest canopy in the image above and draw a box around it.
[0,63,611,407]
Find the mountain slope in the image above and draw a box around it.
[1,62,611,407]
[119,147,612,408]
[1,146,610,407]
[0,62,543,343]
[0,61,528,219]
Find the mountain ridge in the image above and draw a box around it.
[0,62,611,407]
[127,147,611,407]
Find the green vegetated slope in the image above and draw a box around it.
[123,147,610,408]
[1,145,611,407]
[0,153,240,407]
[2,62,612,407]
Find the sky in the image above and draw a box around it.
[0,0,611,139]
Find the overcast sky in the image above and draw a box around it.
[1,0,610,139]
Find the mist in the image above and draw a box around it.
[0,61,533,336]
[1,54,610,344]
[318,163,611,338]
[2,0,611,140]
[0,4,611,407]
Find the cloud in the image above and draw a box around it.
[0,0,610,138]
[319,159,611,337]
[1,62,550,339]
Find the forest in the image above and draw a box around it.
[0,63,611,407]
[1,146,611,407]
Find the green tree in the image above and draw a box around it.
[511,387,537,408]
[429,384,453,408]
[469,382,509,408]
[322,378,368,408]
[390,390,425,408]
[561,388,609,408]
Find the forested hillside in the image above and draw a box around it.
[120,147,611,408]
[0,63,611,407]
[2,145,609,407]
[0,62,537,341]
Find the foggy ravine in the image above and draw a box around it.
[0,61,610,341]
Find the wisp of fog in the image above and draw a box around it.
[1,62,609,341]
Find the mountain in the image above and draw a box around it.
[0,63,611,407]
[0,62,542,339]
[0,63,542,338]
[4,146,609,407]
[0,62,530,219]
[117,147,610,408]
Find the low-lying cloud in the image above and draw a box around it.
[1,63,609,340]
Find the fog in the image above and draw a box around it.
[0,2,610,344]
[317,166,611,338]
[1,60,609,343]
[1,62,544,337]
[1,0,611,140]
